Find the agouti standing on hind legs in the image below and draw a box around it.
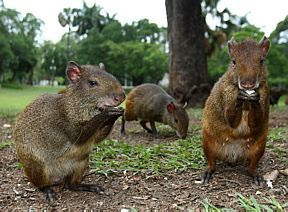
[201,36,270,185]
[13,61,125,203]
[121,83,189,139]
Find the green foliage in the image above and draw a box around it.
[0,141,13,149]
[0,8,42,84]
[237,194,288,211]
[199,194,287,211]
[90,135,204,176]
[208,23,288,87]
[100,41,168,85]
[1,82,24,89]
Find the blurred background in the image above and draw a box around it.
[0,0,287,111]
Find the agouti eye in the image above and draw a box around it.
[174,118,178,123]
[232,60,236,66]
[89,80,98,87]
[260,59,265,65]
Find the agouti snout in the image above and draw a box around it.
[121,83,189,139]
[227,37,269,92]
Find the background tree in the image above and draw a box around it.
[165,0,248,106]
[166,0,208,106]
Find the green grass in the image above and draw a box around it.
[267,127,288,164]
[0,86,64,116]
[0,141,13,149]
[90,135,204,176]
[200,194,288,211]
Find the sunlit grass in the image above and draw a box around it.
[0,86,64,116]
[199,194,288,211]
[90,134,205,176]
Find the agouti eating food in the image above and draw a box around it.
[201,36,270,185]
[121,83,189,139]
[13,61,125,203]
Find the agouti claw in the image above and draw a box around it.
[67,183,105,193]
[41,187,57,204]
[238,90,259,101]
[252,175,263,186]
[201,171,213,184]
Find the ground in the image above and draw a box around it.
[0,107,287,210]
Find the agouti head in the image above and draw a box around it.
[227,36,270,91]
[166,102,189,139]
[66,61,125,109]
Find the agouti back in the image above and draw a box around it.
[13,61,125,202]
[201,36,270,185]
[121,83,189,139]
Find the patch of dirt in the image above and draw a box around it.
[0,108,287,210]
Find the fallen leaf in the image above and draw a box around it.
[279,168,288,176]
[132,196,150,200]
[263,170,279,181]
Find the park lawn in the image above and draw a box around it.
[0,86,65,116]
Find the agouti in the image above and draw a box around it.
[121,83,189,139]
[13,61,125,203]
[201,36,270,185]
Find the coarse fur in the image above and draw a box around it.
[121,83,189,138]
[201,36,270,184]
[13,61,125,202]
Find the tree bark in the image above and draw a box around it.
[166,0,209,107]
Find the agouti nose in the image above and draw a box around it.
[240,80,255,90]
[113,92,126,102]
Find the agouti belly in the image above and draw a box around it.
[218,110,251,163]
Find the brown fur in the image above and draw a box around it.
[122,83,189,138]
[202,37,270,183]
[13,61,125,199]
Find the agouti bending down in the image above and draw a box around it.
[121,83,189,139]
[202,36,270,185]
[13,61,125,202]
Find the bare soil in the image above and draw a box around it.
[0,108,287,210]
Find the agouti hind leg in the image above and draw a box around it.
[140,120,153,133]
[247,138,266,185]
[150,121,157,135]
[20,155,57,202]
[201,131,217,184]
[40,186,57,204]
[65,159,104,193]
[120,115,126,135]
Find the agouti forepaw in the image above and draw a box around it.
[238,90,259,101]
[252,175,263,186]
[67,183,105,193]
[201,171,214,184]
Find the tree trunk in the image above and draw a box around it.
[27,69,34,85]
[165,0,209,107]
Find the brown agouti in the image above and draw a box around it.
[201,36,270,185]
[121,83,189,138]
[13,61,125,203]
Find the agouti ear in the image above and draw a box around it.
[227,37,237,56]
[167,102,176,113]
[259,36,270,56]
[99,62,106,71]
[66,61,82,83]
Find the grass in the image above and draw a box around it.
[200,194,288,211]
[267,127,288,164]
[0,141,13,149]
[0,86,64,116]
[90,135,205,176]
